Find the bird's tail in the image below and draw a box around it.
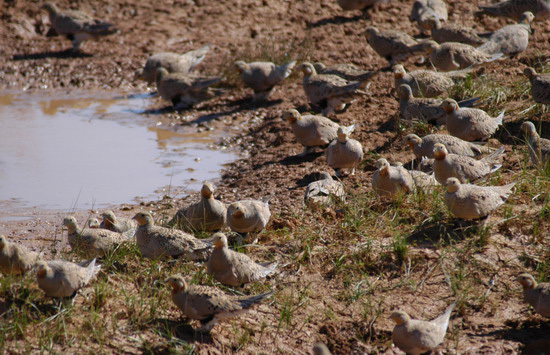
[477,40,501,55]
[239,291,274,308]
[279,60,297,79]
[194,76,223,89]
[83,258,101,284]
[187,45,210,72]
[477,30,494,39]
[433,302,456,331]
[408,40,432,54]
[457,96,480,108]
[489,163,502,173]
[495,111,505,125]
[474,6,500,18]
[259,261,278,277]
[446,67,473,79]
[500,182,517,198]
[470,142,495,155]
[482,146,506,165]
[356,71,378,82]
[358,80,371,91]
[88,22,118,36]
[485,52,504,63]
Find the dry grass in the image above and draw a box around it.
[1,1,550,353]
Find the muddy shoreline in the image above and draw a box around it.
[1,0,549,353]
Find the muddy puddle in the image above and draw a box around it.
[0,91,236,215]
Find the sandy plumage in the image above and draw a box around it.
[304,172,345,208]
[444,178,515,219]
[64,216,126,258]
[42,2,117,51]
[133,212,212,260]
[521,121,550,167]
[393,64,470,98]
[424,40,502,72]
[100,210,137,238]
[166,274,273,331]
[155,67,221,108]
[171,182,227,232]
[226,200,271,234]
[36,259,100,298]
[404,133,493,159]
[206,233,277,286]
[0,235,41,275]
[326,125,363,176]
[299,62,369,115]
[372,159,414,197]
[235,60,296,101]
[391,302,455,355]
[517,273,550,317]
[135,46,210,84]
[432,144,505,184]
[524,67,550,105]
[283,109,339,156]
[442,99,503,141]
[477,12,534,55]
[411,0,448,33]
[476,0,550,20]
[366,27,424,64]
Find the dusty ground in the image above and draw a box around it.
[0,0,549,353]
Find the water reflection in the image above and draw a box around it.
[0,91,235,209]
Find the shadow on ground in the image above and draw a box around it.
[406,218,485,247]
[496,119,550,145]
[307,14,366,28]
[13,50,92,60]
[294,171,334,189]
[139,96,283,126]
[477,318,550,355]
[151,318,214,345]
[279,151,324,166]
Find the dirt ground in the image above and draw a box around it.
[0,0,549,353]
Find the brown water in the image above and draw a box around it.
[0,91,236,211]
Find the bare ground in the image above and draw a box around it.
[0,0,549,353]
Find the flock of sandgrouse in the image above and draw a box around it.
[1,0,550,353]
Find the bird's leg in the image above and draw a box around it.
[297,146,311,157]
[253,88,273,102]
[248,233,259,244]
[322,104,335,116]
[70,39,82,52]
[351,167,356,176]
[327,98,347,115]
[235,233,247,246]
[197,318,217,332]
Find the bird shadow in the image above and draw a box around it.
[186,97,282,125]
[113,92,158,100]
[0,293,63,318]
[278,151,324,167]
[12,49,92,60]
[138,105,178,115]
[294,171,330,189]
[141,97,283,124]
[307,14,366,28]
[406,218,484,247]
[476,318,550,354]
[376,115,399,134]
[151,318,214,344]
[496,119,550,146]
[223,96,283,110]
[519,55,549,70]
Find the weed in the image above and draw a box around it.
[220,34,315,87]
